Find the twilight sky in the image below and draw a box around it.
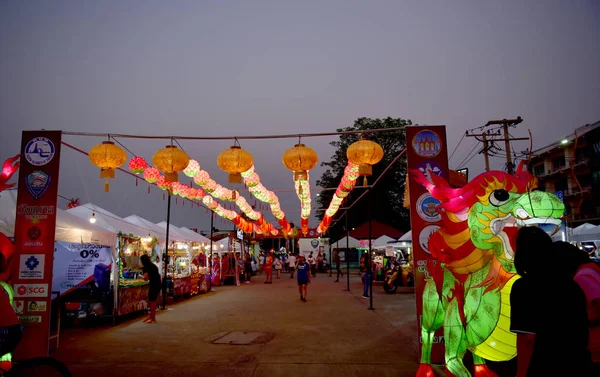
[1,1,599,233]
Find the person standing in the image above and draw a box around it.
[308,252,317,278]
[361,254,372,299]
[288,253,297,279]
[281,253,287,273]
[258,252,265,275]
[296,254,311,302]
[264,250,274,284]
[274,256,283,279]
[334,251,344,282]
[244,252,253,284]
[141,254,161,323]
[510,227,592,377]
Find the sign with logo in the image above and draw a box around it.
[28,301,47,312]
[19,254,45,279]
[416,193,442,222]
[12,130,62,359]
[18,316,42,324]
[25,170,51,199]
[24,137,55,166]
[406,126,449,363]
[298,238,329,259]
[52,242,112,295]
[14,300,24,315]
[13,283,48,297]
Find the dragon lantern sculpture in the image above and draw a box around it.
[412,163,564,377]
[0,155,19,283]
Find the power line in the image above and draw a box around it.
[448,132,466,161]
[454,141,479,170]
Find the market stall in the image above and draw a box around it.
[155,222,198,297]
[177,227,212,293]
[67,204,163,318]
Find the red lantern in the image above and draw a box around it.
[156,175,172,191]
[128,157,147,174]
[144,167,160,183]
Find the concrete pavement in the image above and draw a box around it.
[52,272,446,377]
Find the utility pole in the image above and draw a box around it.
[465,117,528,174]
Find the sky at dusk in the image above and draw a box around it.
[1,1,599,234]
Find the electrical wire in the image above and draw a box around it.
[454,141,480,170]
[448,132,466,161]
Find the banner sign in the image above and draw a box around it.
[406,126,449,363]
[52,242,113,296]
[11,130,62,358]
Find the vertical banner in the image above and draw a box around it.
[11,131,62,358]
[406,126,449,364]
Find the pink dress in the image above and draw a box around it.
[575,262,600,363]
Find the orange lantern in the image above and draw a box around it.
[152,145,190,183]
[282,143,319,181]
[88,141,127,192]
[217,145,253,183]
[346,137,384,186]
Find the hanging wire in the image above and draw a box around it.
[454,141,480,170]
[111,136,138,157]
[448,132,466,162]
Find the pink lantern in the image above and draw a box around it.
[128,157,147,174]
[144,167,160,183]
[156,175,172,191]
[193,170,210,186]
[184,159,201,178]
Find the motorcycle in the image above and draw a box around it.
[383,263,414,293]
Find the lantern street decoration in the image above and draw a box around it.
[128,156,147,174]
[152,145,190,183]
[217,144,253,183]
[282,143,318,181]
[317,162,360,234]
[88,141,127,192]
[183,159,201,178]
[346,137,384,186]
[143,166,160,183]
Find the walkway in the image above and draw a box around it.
[53,273,442,377]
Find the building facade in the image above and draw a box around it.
[529,121,600,224]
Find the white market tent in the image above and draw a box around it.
[67,203,155,238]
[179,226,211,244]
[331,236,361,248]
[0,190,116,246]
[124,215,168,245]
[156,221,193,243]
[374,235,397,247]
[398,230,412,242]
[572,223,600,242]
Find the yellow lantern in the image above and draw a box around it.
[217,145,253,183]
[282,143,319,181]
[152,145,190,183]
[89,141,127,192]
[346,137,384,186]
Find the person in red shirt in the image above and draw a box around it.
[264,251,274,284]
[0,246,22,360]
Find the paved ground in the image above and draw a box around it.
[52,272,444,377]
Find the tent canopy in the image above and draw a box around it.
[398,230,412,241]
[155,221,193,243]
[124,215,168,245]
[68,203,154,238]
[374,235,397,247]
[0,191,116,246]
[179,227,211,243]
[332,236,361,248]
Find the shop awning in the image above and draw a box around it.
[178,227,211,244]
[124,215,168,245]
[155,221,193,243]
[68,203,156,239]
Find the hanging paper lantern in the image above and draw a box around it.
[128,156,147,174]
[204,179,217,193]
[217,145,254,183]
[346,137,384,186]
[144,166,160,183]
[88,141,127,192]
[184,159,201,178]
[193,170,210,186]
[156,175,172,191]
[282,143,319,181]
[152,145,190,183]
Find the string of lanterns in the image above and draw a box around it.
[317,161,360,234]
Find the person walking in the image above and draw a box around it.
[296,254,311,302]
[140,254,161,323]
[264,250,274,284]
[334,250,344,282]
[288,253,297,279]
[510,227,592,377]
[308,252,317,278]
[281,253,287,273]
[244,252,253,283]
[274,256,283,279]
[361,253,372,299]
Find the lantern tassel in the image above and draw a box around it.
[363,176,368,187]
[104,179,109,193]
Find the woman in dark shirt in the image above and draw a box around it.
[510,227,591,376]
[141,254,161,323]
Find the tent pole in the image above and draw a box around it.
[345,212,350,291]
[162,193,171,310]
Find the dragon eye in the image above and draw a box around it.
[490,189,510,206]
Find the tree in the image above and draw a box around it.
[316,117,411,240]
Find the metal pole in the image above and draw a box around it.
[345,212,350,291]
[368,189,374,310]
[162,193,172,310]
[328,238,332,277]
[209,211,214,280]
[503,122,514,174]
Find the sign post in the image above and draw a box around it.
[11,130,62,358]
[406,126,449,364]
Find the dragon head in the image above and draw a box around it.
[0,155,20,192]
[411,162,564,281]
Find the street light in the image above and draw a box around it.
[561,139,569,145]
[89,212,96,224]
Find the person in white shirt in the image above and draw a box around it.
[308,253,317,277]
[274,257,283,279]
[287,254,297,279]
